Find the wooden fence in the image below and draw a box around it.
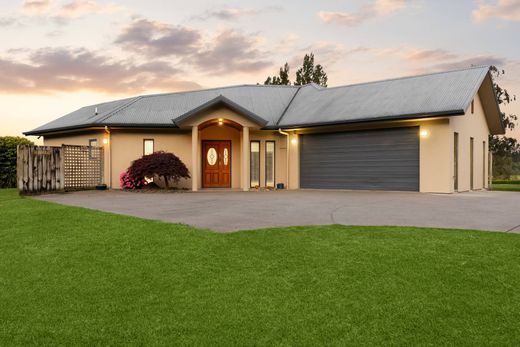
[17,145,104,194]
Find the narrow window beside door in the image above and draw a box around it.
[250,141,260,188]
[265,141,275,188]
[144,139,154,155]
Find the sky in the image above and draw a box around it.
[1,0,519,141]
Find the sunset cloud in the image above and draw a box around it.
[22,0,53,15]
[0,16,18,27]
[473,0,520,22]
[194,30,272,74]
[400,48,459,62]
[55,0,123,19]
[193,5,282,21]
[318,0,408,26]
[0,47,200,94]
[115,19,201,57]
[115,19,272,74]
[430,55,506,71]
[22,0,123,21]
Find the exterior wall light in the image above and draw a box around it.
[103,138,109,145]
[218,118,224,126]
[420,130,429,138]
[291,138,298,144]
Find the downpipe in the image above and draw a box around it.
[278,128,290,189]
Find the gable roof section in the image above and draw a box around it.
[25,66,504,136]
[174,95,268,126]
[25,85,298,135]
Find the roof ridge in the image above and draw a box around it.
[137,83,300,100]
[275,87,302,126]
[321,65,490,91]
[95,96,143,123]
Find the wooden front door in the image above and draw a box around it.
[202,141,231,188]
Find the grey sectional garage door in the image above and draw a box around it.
[300,127,419,191]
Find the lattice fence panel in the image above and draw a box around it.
[63,145,104,190]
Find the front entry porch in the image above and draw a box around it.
[184,111,254,192]
[174,97,294,191]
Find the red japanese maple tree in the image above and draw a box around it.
[128,151,190,188]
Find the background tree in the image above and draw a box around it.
[295,53,328,87]
[264,63,290,85]
[263,53,328,87]
[0,136,34,188]
[489,66,519,179]
[128,151,190,188]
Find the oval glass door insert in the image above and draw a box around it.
[223,148,229,165]
[207,148,217,166]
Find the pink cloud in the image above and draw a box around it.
[318,0,408,26]
[0,47,201,95]
[22,0,53,15]
[473,0,520,22]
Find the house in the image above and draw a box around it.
[25,66,504,193]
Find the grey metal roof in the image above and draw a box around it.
[26,66,502,135]
[278,65,490,127]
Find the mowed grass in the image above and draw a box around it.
[491,182,520,191]
[1,189,520,346]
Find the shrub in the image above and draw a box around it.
[128,151,190,188]
[119,171,145,189]
[0,136,34,188]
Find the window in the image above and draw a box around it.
[144,139,154,155]
[471,100,474,114]
[265,141,275,188]
[250,141,260,187]
[89,139,98,159]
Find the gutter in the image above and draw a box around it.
[278,128,290,189]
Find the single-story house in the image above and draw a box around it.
[25,66,504,193]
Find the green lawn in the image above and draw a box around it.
[491,183,520,191]
[491,180,520,191]
[1,189,520,346]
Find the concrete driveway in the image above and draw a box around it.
[36,189,520,233]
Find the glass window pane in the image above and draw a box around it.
[89,139,98,159]
[265,141,275,187]
[144,140,154,155]
[250,142,260,187]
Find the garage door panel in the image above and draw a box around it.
[300,127,419,191]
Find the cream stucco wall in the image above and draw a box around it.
[109,129,192,189]
[419,119,452,193]
[450,94,490,192]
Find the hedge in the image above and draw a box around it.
[0,136,34,188]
